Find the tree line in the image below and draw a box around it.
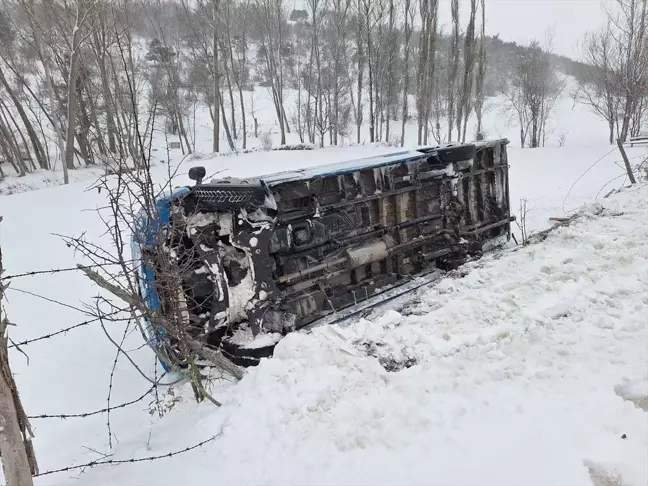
[575,0,648,144]
[0,0,645,181]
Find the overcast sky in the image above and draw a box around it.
[439,0,610,58]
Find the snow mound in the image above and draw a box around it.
[66,185,648,486]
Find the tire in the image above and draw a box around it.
[221,348,261,367]
[436,143,476,164]
[436,254,467,271]
[220,336,277,360]
[205,324,229,348]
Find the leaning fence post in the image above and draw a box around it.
[617,139,637,185]
[0,216,38,486]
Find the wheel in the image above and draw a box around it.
[220,336,277,360]
[221,348,262,367]
[436,143,476,164]
[436,254,467,271]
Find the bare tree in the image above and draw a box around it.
[458,0,478,143]
[252,0,290,145]
[360,0,388,143]
[0,6,49,172]
[416,0,439,144]
[63,1,95,180]
[90,13,119,155]
[473,0,487,139]
[501,37,564,148]
[611,0,648,142]
[329,0,352,145]
[351,0,364,143]
[577,0,648,143]
[400,0,414,146]
[305,0,327,147]
[446,0,460,142]
[212,0,221,152]
[382,0,397,142]
[516,198,530,245]
[224,0,250,149]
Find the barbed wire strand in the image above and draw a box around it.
[6,287,98,316]
[107,319,132,448]
[562,146,617,213]
[8,308,127,349]
[33,434,219,477]
[27,371,184,420]
[1,260,137,281]
[27,383,158,420]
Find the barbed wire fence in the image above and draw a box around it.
[0,231,227,484]
[0,54,248,483]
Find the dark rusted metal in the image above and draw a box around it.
[141,139,512,366]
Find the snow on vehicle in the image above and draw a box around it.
[132,140,513,368]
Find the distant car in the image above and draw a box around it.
[132,141,513,368]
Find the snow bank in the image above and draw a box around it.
[63,185,648,486]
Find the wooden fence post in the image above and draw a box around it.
[0,216,37,486]
[617,139,637,185]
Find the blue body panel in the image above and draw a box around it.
[131,187,190,371]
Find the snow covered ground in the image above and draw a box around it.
[123,189,646,485]
[1,86,647,485]
[1,142,645,486]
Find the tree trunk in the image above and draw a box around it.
[238,33,248,150]
[520,127,525,148]
[0,114,26,176]
[416,5,428,145]
[282,105,291,138]
[64,23,84,178]
[355,1,364,144]
[76,73,95,165]
[0,243,37,486]
[220,39,237,140]
[226,24,246,148]
[0,138,23,176]
[531,115,538,148]
[93,27,118,154]
[401,0,411,147]
[0,348,34,486]
[84,81,105,157]
[213,0,221,152]
[0,100,36,171]
[238,85,247,149]
[220,95,236,150]
[30,27,69,172]
[367,32,375,143]
[0,69,47,170]
[620,110,631,143]
[423,0,438,145]
[178,109,192,154]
